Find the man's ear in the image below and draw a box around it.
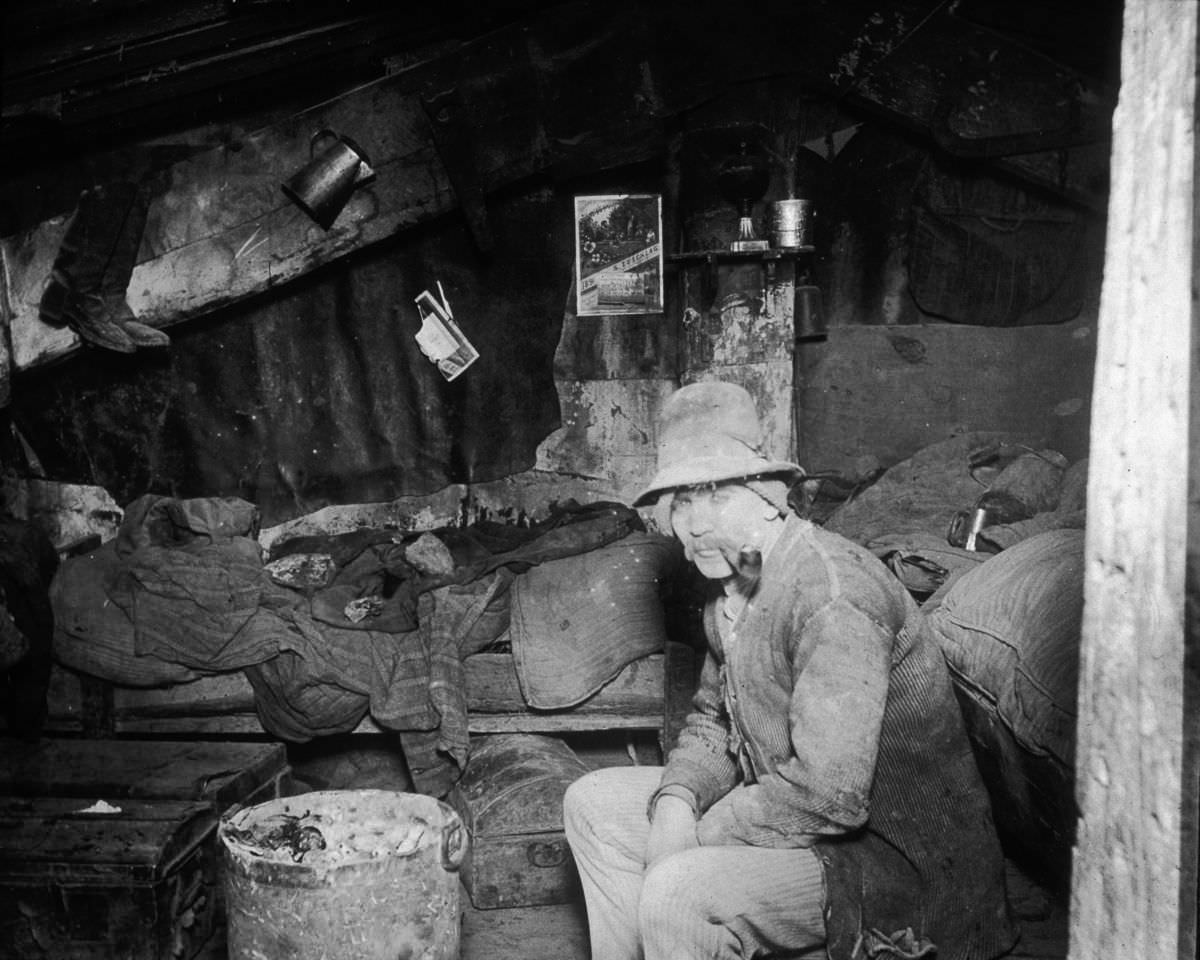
[651,492,673,533]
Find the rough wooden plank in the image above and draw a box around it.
[1069,2,1195,959]
[466,651,667,715]
[115,673,257,718]
[51,652,672,737]
[466,714,664,734]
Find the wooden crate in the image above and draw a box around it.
[0,796,220,960]
[0,738,290,959]
[450,733,589,910]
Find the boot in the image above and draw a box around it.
[62,292,137,353]
[38,180,170,351]
[37,188,117,328]
[99,178,170,349]
[102,293,170,348]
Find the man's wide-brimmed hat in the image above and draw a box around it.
[634,381,804,506]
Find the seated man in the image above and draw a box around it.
[564,381,1015,960]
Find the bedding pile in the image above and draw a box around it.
[50,495,677,795]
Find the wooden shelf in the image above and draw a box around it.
[668,247,814,265]
[670,247,815,308]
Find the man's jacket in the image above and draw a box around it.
[656,515,1016,960]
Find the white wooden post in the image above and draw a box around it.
[1070,2,1197,959]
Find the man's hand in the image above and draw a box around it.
[644,794,699,867]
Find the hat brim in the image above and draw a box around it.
[633,456,805,507]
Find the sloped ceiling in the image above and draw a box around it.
[0,0,1125,369]
[2,1,551,161]
[3,0,1123,181]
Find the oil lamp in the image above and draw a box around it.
[716,141,770,252]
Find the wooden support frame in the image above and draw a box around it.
[1070,2,1198,958]
[25,646,696,756]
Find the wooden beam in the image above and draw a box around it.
[1070,2,1195,958]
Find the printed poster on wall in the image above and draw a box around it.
[574,194,664,317]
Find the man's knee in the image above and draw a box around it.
[638,852,708,938]
[563,768,610,838]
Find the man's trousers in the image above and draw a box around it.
[563,765,827,960]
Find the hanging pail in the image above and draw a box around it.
[220,789,466,960]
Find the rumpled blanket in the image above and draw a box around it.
[825,435,1087,602]
[245,573,515,795]
[51,494,644,795]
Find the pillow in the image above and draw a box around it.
[508,532,682,709]
[50,542,202,686]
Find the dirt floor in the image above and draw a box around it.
[210,734,1069,960]
[202,877,1066,960]
[458,864,1068,960]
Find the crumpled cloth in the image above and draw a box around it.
[266,499,645,634]
[52,494,646,796]
[101,495,309,675]
[247,572,515,795]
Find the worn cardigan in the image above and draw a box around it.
[656,515,1016,960]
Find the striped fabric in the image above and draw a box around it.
[564,765,826,960]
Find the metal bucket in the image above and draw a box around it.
[770,198,815,249]
[220,789,466,960]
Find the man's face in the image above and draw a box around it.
[669,481,775,580]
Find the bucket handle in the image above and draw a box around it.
[310,127,371,167]
[441,819,467,872]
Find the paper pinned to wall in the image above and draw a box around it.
[574,194,663,317]
[414,283,479,381]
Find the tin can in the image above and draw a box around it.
[770,198,814,249]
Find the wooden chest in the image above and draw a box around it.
[451,733,589,910]
[0,796,220,959]
[0,738,290,959]
[0,738,290,807]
